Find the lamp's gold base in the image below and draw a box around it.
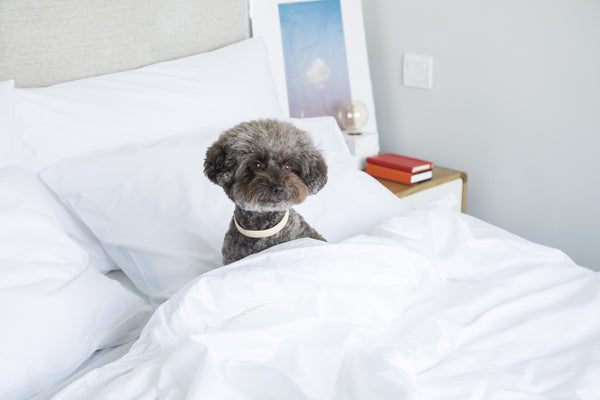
[346,131,363,136]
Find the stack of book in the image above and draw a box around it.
[366,153,433,184]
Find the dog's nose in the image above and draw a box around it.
[272,186,286,201]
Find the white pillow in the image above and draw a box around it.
[1,81,116,272]
[41,118,410,302]
[0,80,17,167]
[0,167,151,400]
[15,37,284,173]
[36,176,119,273]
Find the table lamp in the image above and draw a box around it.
[337,99,369,135]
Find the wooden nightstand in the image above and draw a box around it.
[375,166,468,213]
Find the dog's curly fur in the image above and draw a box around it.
[204,119,328,264]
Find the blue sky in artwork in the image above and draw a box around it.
[279,0,352,120]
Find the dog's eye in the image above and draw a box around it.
[250,161,263,171]
[283,163,292,171]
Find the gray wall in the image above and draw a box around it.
[361,0,600,270]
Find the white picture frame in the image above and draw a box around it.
[249,0,377,134]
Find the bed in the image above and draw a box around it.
[1,1,599,399]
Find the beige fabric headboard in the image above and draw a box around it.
[0,0,249,87]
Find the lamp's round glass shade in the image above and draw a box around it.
[338,100,369,134]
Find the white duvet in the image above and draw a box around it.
[51,207,600,400]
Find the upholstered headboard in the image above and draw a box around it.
[0,0,249,87]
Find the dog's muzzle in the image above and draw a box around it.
[271,186,286,203]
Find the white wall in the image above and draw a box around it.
[360,0,600,270]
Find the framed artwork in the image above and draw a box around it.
[250,0,377,133]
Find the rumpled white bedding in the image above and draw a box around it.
[50,207,600,399]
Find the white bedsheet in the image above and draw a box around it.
[50,207,600,399]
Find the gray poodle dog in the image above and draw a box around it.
[204,119,328,265]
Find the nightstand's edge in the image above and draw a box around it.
[460,171,468,213]
[374,166,468,213]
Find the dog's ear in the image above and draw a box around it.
[300,148,328,195]
[204,139,237,188]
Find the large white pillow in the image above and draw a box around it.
[41,118,410,302]
[36,175,120,273]
[0,167,151,400]
[0,80,18,167]
[15,37,283,172]
[1,81,116,272]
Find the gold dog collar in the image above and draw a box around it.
[234,209,290,239]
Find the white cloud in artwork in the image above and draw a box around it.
[305,58,330,89]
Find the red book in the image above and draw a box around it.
[366,162,433,185]
[366,153,433,173]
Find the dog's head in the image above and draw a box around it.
[204,119,328,212]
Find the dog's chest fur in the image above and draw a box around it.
[222,207,324,265]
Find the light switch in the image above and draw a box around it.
[403,54,433,89]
